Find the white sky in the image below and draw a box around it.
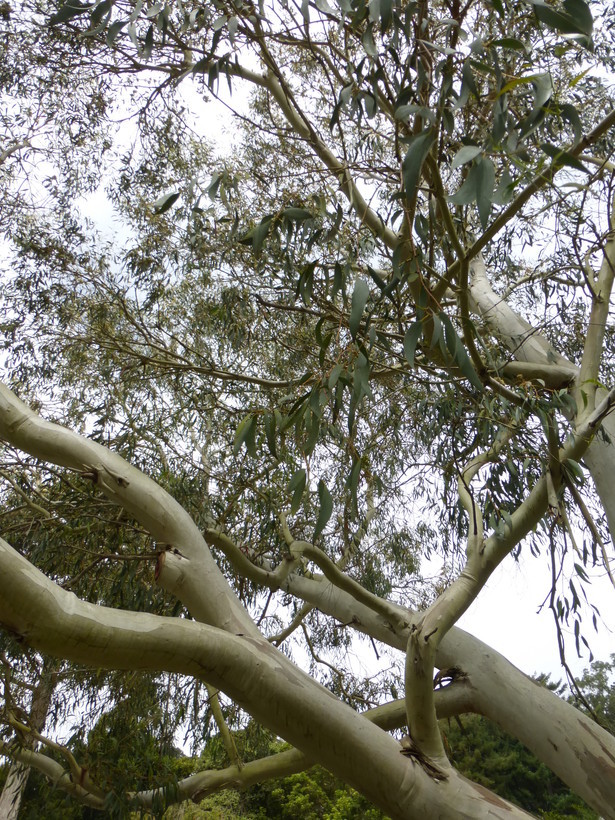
[456,552,613,679]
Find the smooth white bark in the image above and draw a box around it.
[1,382,614,815]
[470,258,615,541]
[0,536,531,818]
[0,383,256,637]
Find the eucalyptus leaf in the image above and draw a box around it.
[349,278,370,339]
[313,479,333,540]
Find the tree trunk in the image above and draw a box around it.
[0,659,57,819]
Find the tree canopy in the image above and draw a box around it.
[1,0,615,816]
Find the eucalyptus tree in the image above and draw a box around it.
[1,0,615,817]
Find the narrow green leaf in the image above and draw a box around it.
[561,104,582,143]
[107,19,127,44]
[531,0,592,38]
[206,172,222,200]
[489,37,529,53]
[253,215,274,255]
[362,24,377,57]
[403,322,422,368]
[346,458,361,512]
[288,469,307,514]
[352,352,371,401]
[233,415,257,456]
[367,265,387,292]
[313,479,333,540]
[90,0,112,27]
[153,191,180,214]
[264,412,277,459]
[449,162,480,206]
[402,130,435,204]
[454,343,483,390]
[142,23,154,60]
[540,143,590,173]
[349,278,370,339]
[429,314,443,350]
[564,458,584,483]
[437,313,454,356]
[304,410,321,455]
[283,207,313,222]
[451,145,482,169]
[49,1,93,26]
[328,363,344,390]
[563,0,593,35]
[475,157,495,229]
[379,0,393,31]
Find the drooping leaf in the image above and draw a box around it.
[263,412,277,459]
[449,162,480,206]
[282,207,313,222]
[253,215,275,255]
[313,479,333,540]
[352,352,371,401]
[452,333,483,390]
[404,321,422,368]
[346,457,361,512]
[153,191,180,214]
[288,469,307,514]
[530,0,592,44]
[540,143,590,173]
[233,415,258,456]
[451,145,482,170]
[349,278,370,339]
[402,130,435,204]
[475,157,495,229]
[49,1,93,26]
[560,103,583,143]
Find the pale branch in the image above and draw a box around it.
[268,601,314,645]
[283,564,615,814]
[204,527,302,590]
[3,674,476,811]
[438,628,615,817]
[280,513,408,631]
[577,189,615,411]
[5,714,106,801]
[0,383,255,636]
[205,685,242,771]
[404,626,449,770]
[500,361,576,389]
[469,257,615,542]
[0,536,528,817]
[457,426,516,556]
[0,745,105,810]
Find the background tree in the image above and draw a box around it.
[1,0,615,817]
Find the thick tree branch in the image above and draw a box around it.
[0,536,530,818]
[0,383,255,636]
